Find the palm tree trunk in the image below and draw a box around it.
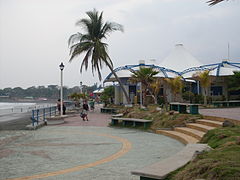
[142,89,146,106]
[204,88,207,106]
[147,88,157,104]
[105,62,131,104]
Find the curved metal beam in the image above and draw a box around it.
[103,64,181,82]
[104,61,240,82]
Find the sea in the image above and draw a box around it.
[0,102,55,122]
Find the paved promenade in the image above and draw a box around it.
[0,106,184,180]
[200,107,240,121]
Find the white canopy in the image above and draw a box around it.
[93,88,104,94]
[209,66,239,76]
[159,44,203,73]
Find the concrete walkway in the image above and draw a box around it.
[2,106,239,180]
[200,107,240,121]
[0,106,184,180]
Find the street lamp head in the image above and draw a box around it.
[59,62,64,71]
[80,81,82,86]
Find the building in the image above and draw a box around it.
[104,44,240,105]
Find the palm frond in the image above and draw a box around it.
[100,22,124,39]
[68,33,83,47]
[207,0,226,6]
[69,41,93,62]
[80,48,92,73]
[192,70,211,88]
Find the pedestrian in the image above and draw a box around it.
[63,103,66,115]
[89,99,95,111]
[81,101,89,121]
[57,99,66,115]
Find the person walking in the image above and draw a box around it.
[81,101,89,121]
[89,99,95,111]
[57,99,66,115]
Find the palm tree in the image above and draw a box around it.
[166,76,184,102]
[193,70,211,106]
[68,9,130,104]
[150,78,162,104]
[207,0,231,6]
[129,67,159,105]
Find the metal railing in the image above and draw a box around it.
[31,106,58,126]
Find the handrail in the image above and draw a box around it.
[31,106,58,126]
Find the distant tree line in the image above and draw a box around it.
[0,84,98,100]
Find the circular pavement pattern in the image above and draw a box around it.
[0,109,184,180]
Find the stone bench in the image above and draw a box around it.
[100,108,117,114]
[111,117,152,128]
[170,102,199,114]
[112,113,123,118]
[131,144,211,180]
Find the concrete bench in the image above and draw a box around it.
[112,113,123,118]
[111,117,152,128]
[131,144,210,180]
[100,108,117,114]
[170,102,199,114]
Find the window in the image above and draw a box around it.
[211,86,223,96]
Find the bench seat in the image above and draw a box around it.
[111,117,152,128]
[100,108,117,114]
[131,144,210,180]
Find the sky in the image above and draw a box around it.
[0,0,240,89]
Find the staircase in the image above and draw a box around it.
[156,116,224,144]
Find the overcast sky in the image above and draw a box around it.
[0,0,239,89]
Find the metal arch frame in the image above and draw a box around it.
[104,61,240,82]
[180,61,240,77]
[104,64,181,82]
[180,66,210,75]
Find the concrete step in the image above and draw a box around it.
[186,123,215,133]
[196,119,222,127]
[203,115,240,126]
[156,130,199,144]
[174,127,205,140]
[203,115,226,122]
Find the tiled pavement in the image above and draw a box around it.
[0,105,184,180]
[1,105,239,180]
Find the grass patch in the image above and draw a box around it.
[116,105,202,130]
[169,126,240,180]
[200,126,240,148]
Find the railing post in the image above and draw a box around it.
[43,108,46,121]
[54,106,56,116]
[49,107,52,117]
[32,110,35,126]
[36,109,39,125]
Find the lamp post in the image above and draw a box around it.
[59,62,64,116]
[80,81,83,94]
[138,82,143,108]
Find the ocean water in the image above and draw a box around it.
[0,102,54,116]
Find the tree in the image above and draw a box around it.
[129,68,159,105]
[100,86,114,106]
[193,70,211,106]
[165,76,183,102]
[68,9,130,104]
[227,71,240,96]
[150,78,162,104]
